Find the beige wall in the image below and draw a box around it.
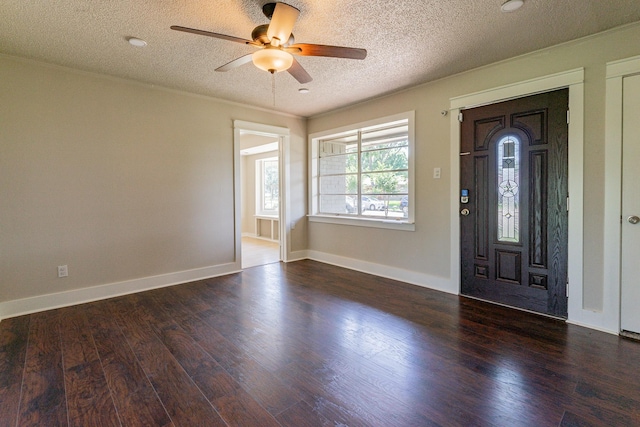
[307,23,640,313]
[0,55,306,305]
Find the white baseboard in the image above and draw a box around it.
[0,263,241,321]
[567,308,619,335]
[567,318,618,335]
[306,250,456,295]
[286,250,309,262]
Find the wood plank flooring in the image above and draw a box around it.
[1,260,640,426]
[241,236,280,268]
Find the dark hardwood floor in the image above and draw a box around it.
[1,260,640,426]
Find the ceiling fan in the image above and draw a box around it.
[171,2,367,84]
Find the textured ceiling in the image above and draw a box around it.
[2,1,640,117]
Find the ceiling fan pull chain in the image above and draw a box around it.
[272,72,276,107]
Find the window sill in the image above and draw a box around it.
[308,214,415,231]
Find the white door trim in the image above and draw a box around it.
[450,69,593,329]
[604,55,640,334]
[233,120,291,267]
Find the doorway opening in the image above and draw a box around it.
[234,121,290,269]
[240,137,280,267]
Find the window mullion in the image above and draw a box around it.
[357,130,362,217]
[317,146,321,213]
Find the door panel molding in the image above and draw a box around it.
[450,69,588,327]
[495,249,522,284]
[513,109,546,145]
[529,150,547,268]
[604,55,640,335]
[475,117,504,150]
[474,156,489,260]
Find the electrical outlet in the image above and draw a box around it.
[434,167,441,179]
[58,265,68,278]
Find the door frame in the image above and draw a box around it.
[458,90,570,317]
[449,69,588,326]
[604,55,640,334]
[234,120,291,267]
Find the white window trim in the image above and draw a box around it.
[255,156,279,216]
[308,111,415,231]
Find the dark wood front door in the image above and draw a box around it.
[460,89,569,318]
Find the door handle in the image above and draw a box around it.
[628,215,640,224]
[460,208,470,216]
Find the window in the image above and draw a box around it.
[309,111,415,230]
[256,157,279,215]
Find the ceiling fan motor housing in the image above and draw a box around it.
[252,24,294,46]
[262,3,278,19]
[251,24,270,44]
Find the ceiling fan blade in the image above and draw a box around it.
[171,25,258,46]
[267,3,300,46]
[288,43,367,60]
[287,58,312,84]
[215,54,254,72]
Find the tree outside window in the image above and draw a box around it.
[257,157,278,215]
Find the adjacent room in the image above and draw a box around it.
[239,130,282,268]
[2,0,640,425]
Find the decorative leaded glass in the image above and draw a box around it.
[497,136,519,242]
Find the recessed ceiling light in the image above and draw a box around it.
[298,88,310,94]
[127,37,147,47]
[501,0,524,12]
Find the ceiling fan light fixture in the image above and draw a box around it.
[501,0,524,12]
[252,48,294,73]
